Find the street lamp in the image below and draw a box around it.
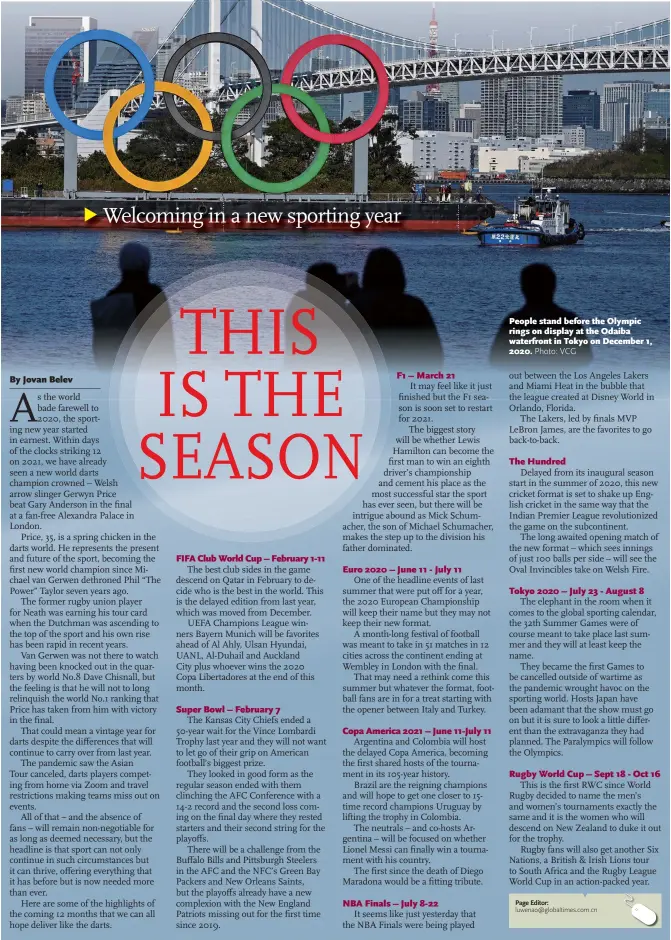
[528,27,537,48]
[454,33,460,51]
[489,30,498,51]
[565,24,577,45]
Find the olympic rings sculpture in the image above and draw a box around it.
[45,30,389,193]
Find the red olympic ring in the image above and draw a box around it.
[280,34,390,144]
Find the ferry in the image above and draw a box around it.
[476,188,585,247]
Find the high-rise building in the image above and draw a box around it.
[74,28,161,112]
[307,55,343,124]
[601,81,655,142]
[506,76,562,138]
[481,76,562,139]
[399,92,450,132]
[645,86,670,142]
[131,28,159,61]
[319,95,343,124]
[23,93,51,120]
[362,89,375,120]
[6,96,26,123]
[4,93,51,124]
[644,87,670,120]
[584,127,614,150]
[439,82,460,119]
[364,86,400,120]
[481,78,507,136]
[643,114,669,141]
[25,16,97,109]
[423,97,450,131]
[452,118,475,135]
[155,35,187,80]
[400,98,424,131]
[603,99,630,145]
[390,87,401,114]
[562,125,585,147]
[75,41,146,112]
[260,99,283,126]
[563,90,600,128]
[178,71,209,95]
[457,102,481,138]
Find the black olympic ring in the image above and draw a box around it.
[162,32,273,141]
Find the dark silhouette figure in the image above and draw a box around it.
[284,262,353,356]
[36,181,44,197]
[490,263,592,365]
[350,248,443,367]
[305,262,346,294]
[91,242,172,367]
[304,262,360,300]
[107,243,165,310]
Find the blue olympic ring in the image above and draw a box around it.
[44,29,155,141]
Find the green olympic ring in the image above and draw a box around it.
[221,83,330,194]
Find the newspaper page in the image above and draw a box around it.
[2,1,669,937]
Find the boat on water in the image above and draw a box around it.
[476,188,585,247]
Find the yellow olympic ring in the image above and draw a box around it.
[102,81,213,192]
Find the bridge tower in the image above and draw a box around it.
[207,0,221,104]
[250,0,264,164]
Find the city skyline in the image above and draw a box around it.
[1,1,667,100]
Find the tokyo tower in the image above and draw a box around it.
[426,4,441,96]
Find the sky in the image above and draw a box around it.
[1,0,667,97]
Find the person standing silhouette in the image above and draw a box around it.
[350,248,443,368]
[91,242,173,367]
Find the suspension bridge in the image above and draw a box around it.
[2,0,669,133]
[217,45,669,102]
